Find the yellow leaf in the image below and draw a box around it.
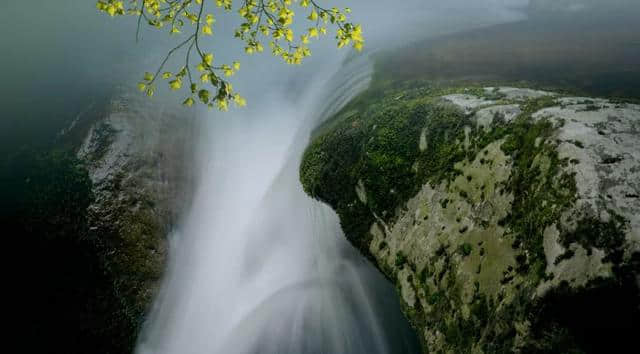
[216,98,229,111]
[308,9,318,21]
[169,79,182,90]
[183,97,195,107]
[223,65,234,76]
[202,26,212,35]
[352,25,363,42]
[204,53,214,66]
[234,94,246,107]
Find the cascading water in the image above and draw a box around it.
[132,2,530,352]
[0,1,556,353]
[136,53,419,353]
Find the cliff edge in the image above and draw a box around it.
[301,85,640,352]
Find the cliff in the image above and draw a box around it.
[301,85,639,352]
[3,90,197,353]
[75,92,198,350]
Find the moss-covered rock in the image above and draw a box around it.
[300,85,640,353]
[75,93,198,352]
[1,148,127,353]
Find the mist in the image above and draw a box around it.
[4,0,639,353]
[124,1,532,354]
[0,1,169,153]
[0,0,531,154]
[2,0,638,151]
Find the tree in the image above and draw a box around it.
[97,0,364,110]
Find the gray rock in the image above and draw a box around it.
[77,91,198,326]
[441,94,495,115]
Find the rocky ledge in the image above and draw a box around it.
[301,86,639,352]
[77,92,198,346]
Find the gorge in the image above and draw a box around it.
[3,1,639,353]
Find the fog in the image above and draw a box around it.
[122,1,530,354]
[0,0,531,154]
[3,0,638,353]
[0,1,170,153]
[2,0,637,146]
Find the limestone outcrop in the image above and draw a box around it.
[301,85,640,352]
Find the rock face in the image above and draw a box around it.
[301,85,640,352]
[77,92,198,345]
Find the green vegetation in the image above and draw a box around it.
[296,6,640,351]
[561,215,628,264]
[301,84,480,252]
[1,148,136,353]
[2,144,171,353]
[499,108,577,277]
[300,78,640,352]
[302,90,576,277]
[97,0,363,109]
[459,243,472,257]
[395,251,408,269]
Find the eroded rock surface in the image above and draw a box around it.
[77,92,197,337]
[301,85,640,352]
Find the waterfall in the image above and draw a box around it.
[131,1,531,351]
[136,53,419,354]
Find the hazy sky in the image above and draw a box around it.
[0,1,171,151]
[0,0,532,151]
[133,3,531,353]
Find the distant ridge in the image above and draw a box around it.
[528,0,639,16]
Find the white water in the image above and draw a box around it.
[133,2,530,352]
[136,53,418,353]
